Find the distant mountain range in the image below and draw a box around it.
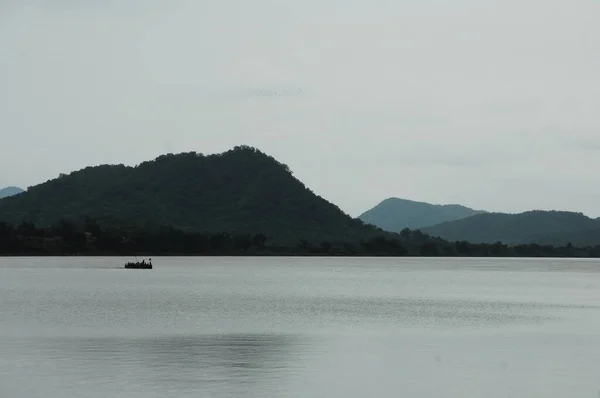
[1,150,599,249]
[421,210,600,246]
[0,186,24,199]
[358,197,486,231]
[360,197,600,247]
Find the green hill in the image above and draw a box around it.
[0,186,24,199]
[421,210,600,246]
[0,146,386,244]
[359,197,486,231]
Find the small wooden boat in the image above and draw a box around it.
[124,258,153,269]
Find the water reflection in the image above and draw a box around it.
[22,333,308,397]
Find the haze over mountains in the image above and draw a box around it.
[360,198,600,247]
[358,198,486,231]
[0,187,24,199]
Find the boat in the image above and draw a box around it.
[124,258,153,269]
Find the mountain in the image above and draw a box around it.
[358,197,486,232]
[0,186,24,199]
[0,146,386,244]
[421,210,600,246]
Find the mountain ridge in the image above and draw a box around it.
[0,146,387,245]
[358,197,487,231]
[421,210,600,246]
[2,149,599,248]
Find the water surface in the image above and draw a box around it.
[1,257,599,397]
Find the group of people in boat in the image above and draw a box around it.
[124,258,153,269]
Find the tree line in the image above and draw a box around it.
[1,218,599,257]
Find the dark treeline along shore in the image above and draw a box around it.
[1,218,599,257]
[1,146,599,258]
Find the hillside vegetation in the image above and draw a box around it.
[421,210,600,246]
[0,146,385,244]
[2,146,600,253]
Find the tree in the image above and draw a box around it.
[234,234,253,251]
[253,233,267,248]
[84,216,102,237]
[420,242,438,256]
[455,241,471,255]
[320,241,332,253]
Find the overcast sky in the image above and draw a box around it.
[1,0,599,217]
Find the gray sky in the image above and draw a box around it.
[1,0,599,217]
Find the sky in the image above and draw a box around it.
[1,0,599,217]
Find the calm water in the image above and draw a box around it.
[1,257,600,397]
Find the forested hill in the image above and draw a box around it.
[359,197,486,231]
[421,210,600,246]
[0,146,386,244]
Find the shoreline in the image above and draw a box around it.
[1,252,597,258]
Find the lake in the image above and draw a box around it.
[1,257,599,397]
